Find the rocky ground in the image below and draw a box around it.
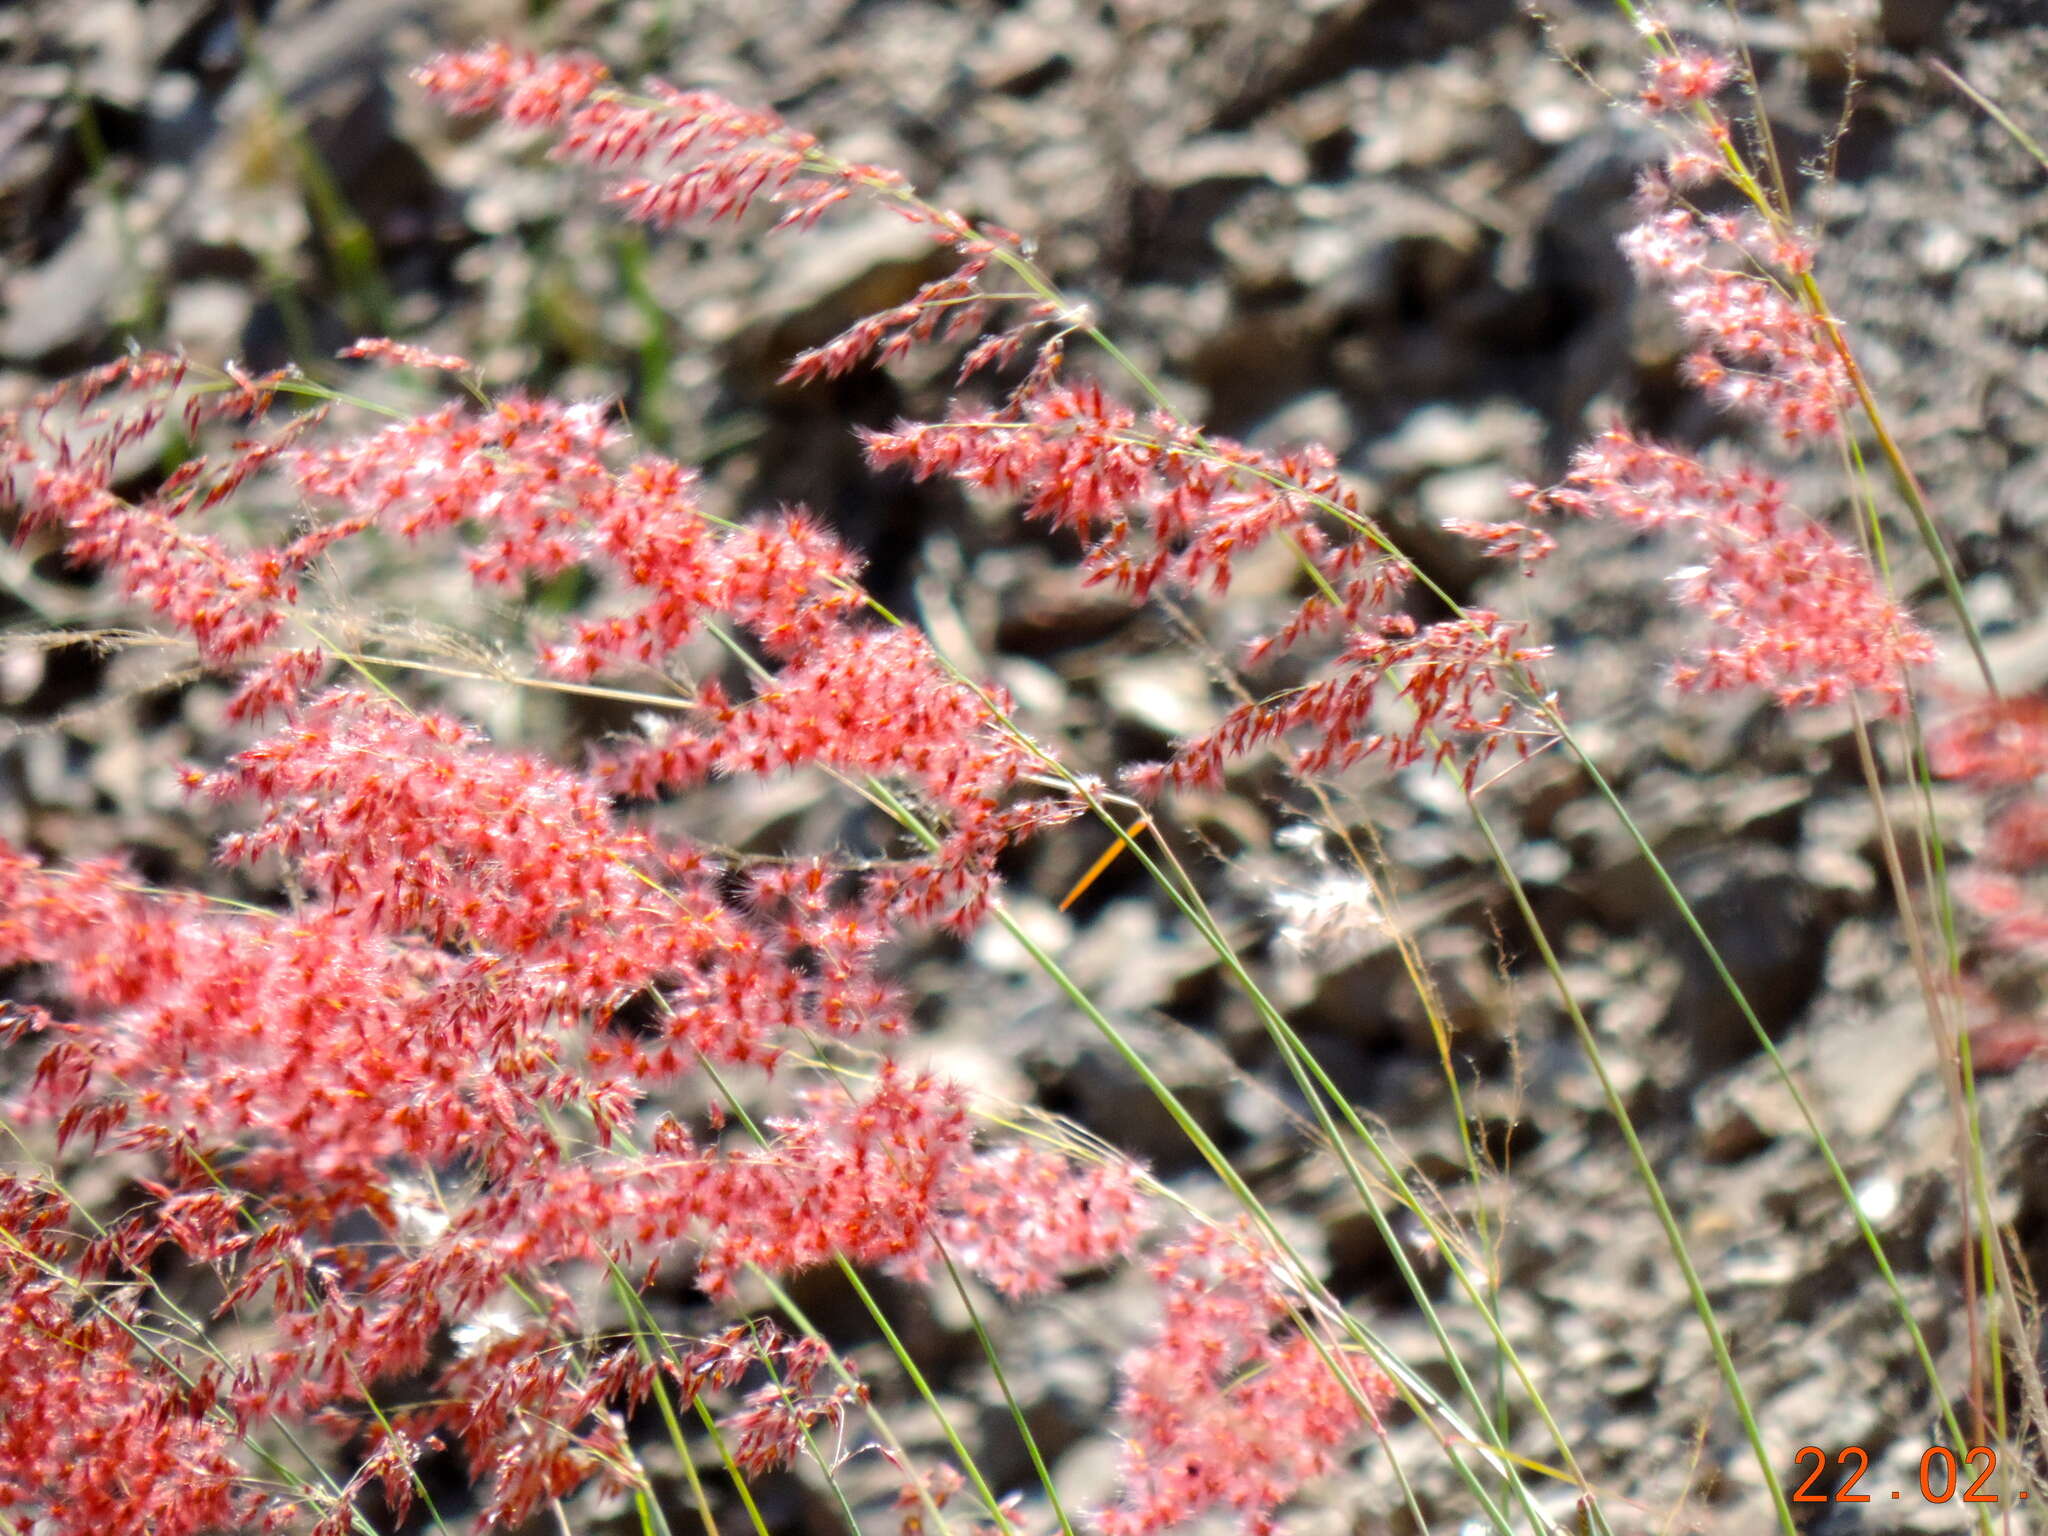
[5,0,2048,1532]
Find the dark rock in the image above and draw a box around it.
[1656,843,1826,1074]
[1027,1026,1234,1176]
[1880,0,1961,48]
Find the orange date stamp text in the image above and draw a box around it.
[1792,1445,2021,1504]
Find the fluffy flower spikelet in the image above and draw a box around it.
[415,42,810,207]
[415,43,1056,382]
[1100,1222,1393,1536]
[0,1175,255,1536]
[866,376,1544,790]
[865,382,1394,620]
[287,393,625,587]
[1,356,305,665]
[2,855,521,1199]
[1152,611,1550,794]
[654,1065,1147,1297]
[1638,48,1734,113]
[1618,205,1844,444]
[337,336,473,372]
[338,1066,1146,1319]
[1930,696,2048,956]
[1618,49,1842,445]
[1931,695,2048,787]
[1522,428,1935,710]
[411,42,610,125]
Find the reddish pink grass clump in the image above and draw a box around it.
[0,42,1415,1536]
